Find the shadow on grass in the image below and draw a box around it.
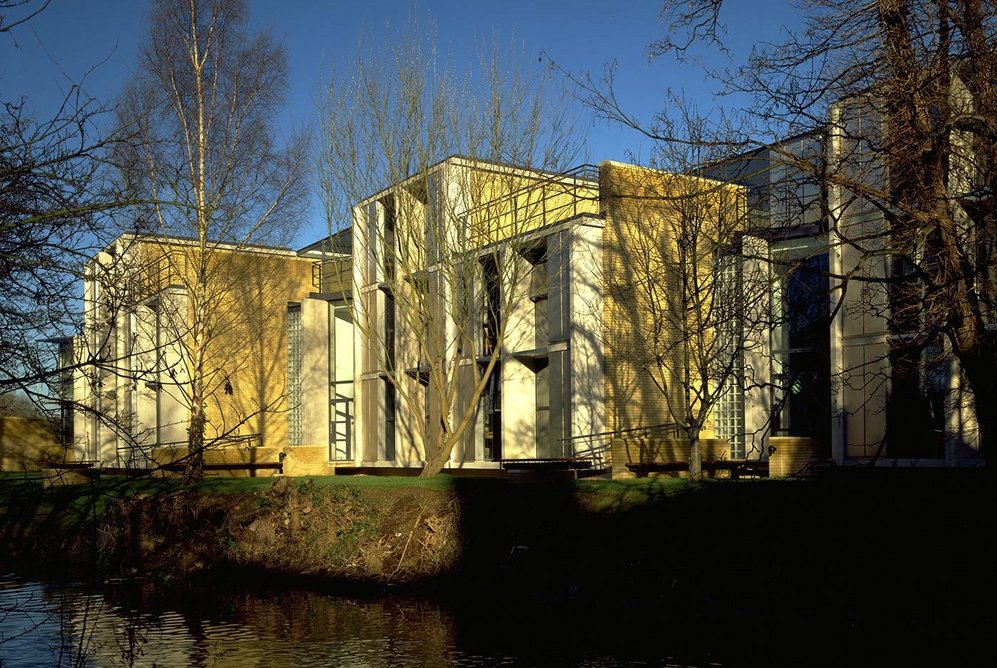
[445,468,993,664]
[2,467,992,662]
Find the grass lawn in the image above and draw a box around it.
[2,469,687,502]
[2,466,988,537]
[193,472,463,493]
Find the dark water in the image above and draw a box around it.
[0,574,712,667]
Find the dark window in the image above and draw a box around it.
[771,249,831,457]
[483,363,502,460]
[383,196,396,281]
[384,288,397,462]
[385,379,396,461]
[529,258,548,301]
[482,257,501,356]
[527,247,550,347]
[536,360,550,455]
[384,291,396,371]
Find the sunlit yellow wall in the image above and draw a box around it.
[600,161,746,437]
[136,240,316,449]
[466,165,599,245]
[0,417,61,471]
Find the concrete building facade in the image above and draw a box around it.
[349,157,749,473]
[64,144,985,476]
[71,234,353,470]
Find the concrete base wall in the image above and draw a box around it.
[610,437,733,479]
[151,445,333,477]
[768,437,813,478]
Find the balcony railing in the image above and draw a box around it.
[313,257,352,293]
[465,163,601,245]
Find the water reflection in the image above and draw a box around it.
[0,575,691,667]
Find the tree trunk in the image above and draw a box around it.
[420,437,453,477]
[688,426,702,481]
[953,345,996,468]
[186,396,206,483]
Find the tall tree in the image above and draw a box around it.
[116,0,307,479]
[578,1,996,463]
[594,103,768,479]
[1,0,119,428]
[652,0,997,461]
[320,26,583,476]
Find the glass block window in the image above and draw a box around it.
[714,253,745,458]
[287,304,303,446]
[715,374,745,458]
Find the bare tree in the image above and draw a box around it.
[0,0,129,452]
[564,1,995,465]
[647,0,997,462]
[596,105,768,478]
[0,0,50,35]
[320,24,584,476]
[115,0,307,479]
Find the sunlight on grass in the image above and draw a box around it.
[574,476,691,512]
[193,473,461,494]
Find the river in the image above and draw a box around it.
[0,573,721,667]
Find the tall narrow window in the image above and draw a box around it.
[424,381,431,438]
[715,379,745,459]
[385,379,396,461]
[483,363,502,460]
[384,291,396,461]
[482,257,501,356]
[714,253,745,458]
[478,257,503,461]
[527,246,549,348]
[287,303,303,446]
[330,302,355,461]
[536,361,550,455]
[771,241,831,457]
[365,202,378,284]
[384,291,396,370]
[383,196,396,281]
[425,173,441,265]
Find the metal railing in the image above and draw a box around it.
[157,432,262,450]
[465,163,601,244]
[560,422,683,470]
[329,394,354,462]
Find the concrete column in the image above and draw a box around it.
[742,234,772,460]
[568,220,605,460]
[301,297,330,449]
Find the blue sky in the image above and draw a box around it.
[2,0,801,246]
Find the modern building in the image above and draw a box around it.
[350,156,748,472]
[64,143,984,477]
[70,233,353,470]
[716,119,984,469]
[825,94,983,466]
[708,134,833,463]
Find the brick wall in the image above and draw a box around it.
[599,163,746,438]
[150,444,333,477]
[282,446,332,476]
[768,436,813,478]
